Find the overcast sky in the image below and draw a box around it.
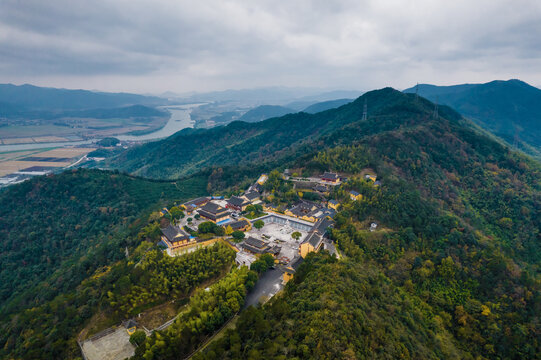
[1,0,540,94]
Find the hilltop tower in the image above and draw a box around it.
[362,99,368,121]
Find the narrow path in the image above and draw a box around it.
[67,154,87,168]
[185,313,239,360]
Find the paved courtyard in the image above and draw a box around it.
[245,221,310,264]
[81,327,135,360]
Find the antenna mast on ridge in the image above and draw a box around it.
[362,99,368,121]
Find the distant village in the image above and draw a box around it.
[159,169,381,286]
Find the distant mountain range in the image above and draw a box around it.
[403,79,541,154]
[237,105,294,122]
[302,98,353,114]
[0,83,166,112]
[205,99,357,125]
[174,87,362,107]
[0,83,169,125]
[233,99,354,123]
[105,88,464,179]
[3,85,540,359]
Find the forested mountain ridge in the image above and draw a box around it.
[106,87,541,359]
[403,79,541,155]
[194,97,541,359]
[0,169,207,316]
[0,83,165,112]
[106,87,460,179]
[0,87,539,359]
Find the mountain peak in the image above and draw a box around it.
[404,79,541,153]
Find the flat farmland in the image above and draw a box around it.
[0,125,77,138]
[0,161,70,176]
[0,114,168,144]
[0,147,95,176]
[0,149,47,162]
[37,147,96,158]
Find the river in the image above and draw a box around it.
[0,104,201,152]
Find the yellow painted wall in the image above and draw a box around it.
[283,272,294,284]
[328,202,339,210]
[300,242,314,258]
[301,215,317,223]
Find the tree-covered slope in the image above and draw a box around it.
[238,105,295,122]
[197,254,465,360]
[2,87,539,359]
[0,169,207,316]
[106,88,445,179]
[403,79,541,153]
[196,128,540,359]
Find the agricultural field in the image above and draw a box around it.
[0,114,168,145]
[0,147,95,177]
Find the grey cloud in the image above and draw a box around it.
[1,0,540,93]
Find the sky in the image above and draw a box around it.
[1,0,541,94]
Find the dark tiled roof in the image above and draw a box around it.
[183,197,209,209]
[328,200,339,205]
[314,184,328,192]
[322,208,336,218]
[322,172,338,180]
[349,190,360,196]
[245,236,267,249]
[229,219,250,230]
[228,196,248,207]
[161,224,190,242]
[304,232,323,248]
[268,245,282,255]
[291,200,319,213]
[244,191,260,201]
[200,201,226,215]
[242,243,267,254]
[315,217,334,234]
[289,207,306,217]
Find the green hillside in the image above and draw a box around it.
[0,169,207,316]
[105,87,541,359]
[107,88,446,179]
[193,104,541,359]
[403,79,541,155]
[1,88,539,359]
